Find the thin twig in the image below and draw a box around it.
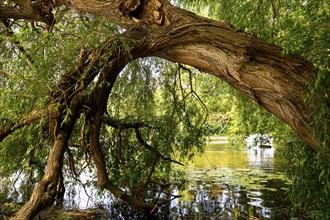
[1,19,37,67]
[135,127,184,166]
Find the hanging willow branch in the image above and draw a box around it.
[102,114,184,166]
[1,19,37,67]
[66,146,78,177]
[0,109,48,142]
[116,128,130,187]
[175,64,209,127]
[134,127,184,166]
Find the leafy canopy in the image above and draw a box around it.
[0,0,329,219]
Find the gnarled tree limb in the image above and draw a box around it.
[0,109,47,142]
[0,0,54,25]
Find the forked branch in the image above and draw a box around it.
[135,127,184,166]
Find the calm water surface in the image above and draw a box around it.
[63,136,291,219]
[167,136,292,220]
[0,136,292,219]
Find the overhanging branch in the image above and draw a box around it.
[135,127,184,166]
[102,114,184,166]
[102,114,151,129]
[0,0,54,25]
[0,109,48,142]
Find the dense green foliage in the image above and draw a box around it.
[0,0,329,219]
[0,14,123,206]
[0,15,114,171]
[103,60,209,188]
[0,13,212,207]
[182,0,330,219]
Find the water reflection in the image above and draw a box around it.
[62,136,291,219]
[1,136,292,219]
[167,136,291,220]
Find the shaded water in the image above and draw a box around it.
[166,136,291,219]
[62,136,292,219]
[0,136,292,219]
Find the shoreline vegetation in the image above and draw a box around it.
[0,205,107,220]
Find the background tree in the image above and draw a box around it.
[0,0,329,219]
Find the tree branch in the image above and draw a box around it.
[102,114,150,129]
[102,113,183,166]
[134,127,184,166]
[81,30,158,211]
[0,109,48,142]
[0,47,100,143]
[0,0,54,25]
[143,155,159,188]
[62,0,170,27]
[1,19,36,66]
[143,20,321,150]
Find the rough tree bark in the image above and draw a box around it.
[12,97,80,220]
[49,0,319,149]
[144,21,319,149]
[0,0,327,219]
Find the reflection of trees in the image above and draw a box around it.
[165,176,291,219]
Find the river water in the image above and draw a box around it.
[0,136,293,219]
[165,136,292,220]
[62,136,292,219]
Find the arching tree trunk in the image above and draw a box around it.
[53,0,320,150]
[0,1,321,156]
[10,31,153,219]
[142,20,319,150]
[1,0,327,219]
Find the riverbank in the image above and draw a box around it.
[0,205,107,220]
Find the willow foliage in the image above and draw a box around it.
[0,0,329,219]
[181,0,330,218]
